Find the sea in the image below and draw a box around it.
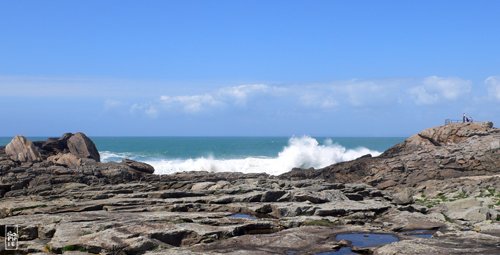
[0,136,404,175]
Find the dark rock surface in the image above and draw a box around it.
[67,132,101,162]
[0,124,499,254]
[122,159,155,174]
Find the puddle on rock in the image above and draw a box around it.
[228,213,257,220]
[315,247,358,255]
[335,232,399,248]
[315,230,430,255]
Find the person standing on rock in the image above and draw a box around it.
[463,113,466,123]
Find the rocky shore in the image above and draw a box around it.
[0,123,499,254]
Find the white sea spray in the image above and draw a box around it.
[100,136,381,175]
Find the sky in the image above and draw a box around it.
[0,0,499,136]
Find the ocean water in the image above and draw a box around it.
[0,136,404,175]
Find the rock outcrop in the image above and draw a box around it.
[5,135,42,162]
[280,122,500,190]
[67,132,101,162]
[122,158,155,174]
[0,124,499,254]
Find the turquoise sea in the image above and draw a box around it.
[0,136,404,175]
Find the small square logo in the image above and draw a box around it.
[5,225,19,250]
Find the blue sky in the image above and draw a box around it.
[1,0,499,136]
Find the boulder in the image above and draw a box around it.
[439,198,497,222]
[122,159,155,174]
[40,133,73,155]
[47,153,83,168]
[5,136,42,162]
[67,132,100,162]
[392,188,414,205]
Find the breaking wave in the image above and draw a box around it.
[100,136,380,175]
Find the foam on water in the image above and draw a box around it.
[100,136,381,175]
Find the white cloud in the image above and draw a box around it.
[408,86,438,105]
[300,93,338,109]
[295,79,402,109]
[155,84,284,113]
[409,76,471,105]
[424,76,471,100]
[485,76,500,100]
[114,76,489,118]
[160,94,222,113]
[130,103,159,118]
[218,84,272,104]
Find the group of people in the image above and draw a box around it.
[463,113,473,123]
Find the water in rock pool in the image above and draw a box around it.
[315,231,433,254]
[0,136,404,175]
[228,213,257,220]
[315,247,358,255]
[335,232,399,248]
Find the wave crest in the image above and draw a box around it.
[100,136,380,175]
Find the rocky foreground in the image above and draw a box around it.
[0,123,499,255]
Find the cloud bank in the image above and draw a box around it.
[128,76,477,117]
[0,74,487,118]
[485,76,500,101]
[408,76,472,105]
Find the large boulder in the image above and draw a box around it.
[40,133,73,155]
[67,132,100,162]
[122,158,155,174]
[392,187,415,205]
[5,136,42,162]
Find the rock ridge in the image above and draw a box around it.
[280,122,500,190]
